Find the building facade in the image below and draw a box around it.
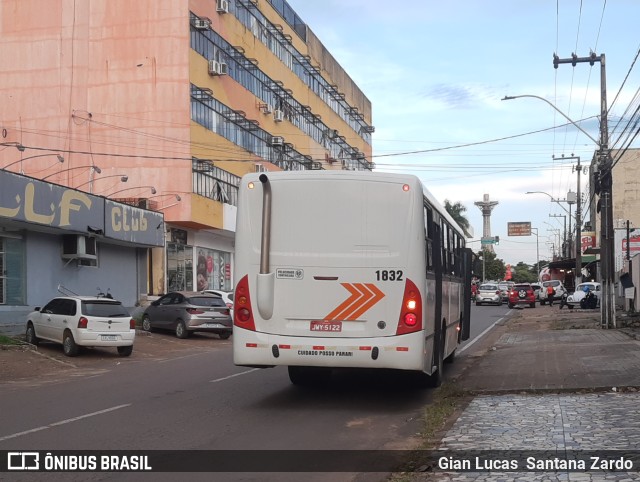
[0,0,373,317]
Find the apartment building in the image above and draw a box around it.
[0,0,373,314]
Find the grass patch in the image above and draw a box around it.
[421,383,467,446]
[390,383,469,478]
[0,334,22,346]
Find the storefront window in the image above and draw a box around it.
[0,236,26,305]
[195,247,232,291]
[166,242,193,292]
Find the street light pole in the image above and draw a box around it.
[525,191,571,215]
[531,227,540,279]
[505,55,613,328]
[554,52,613,328]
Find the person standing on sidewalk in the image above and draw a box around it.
[546,284,555,306]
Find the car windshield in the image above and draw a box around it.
[82,301,130,317]
[480,284,497,291]
[189,296,226,307]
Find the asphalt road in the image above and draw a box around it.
[0,303,514,481]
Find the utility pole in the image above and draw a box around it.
[554,52,614,329]
[554,154,585,286]
[549,214,567,256]
[573,157,583,286]
[531,227,540,279]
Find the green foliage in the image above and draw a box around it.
[512,262,538,283]
[444,199,471,237]
[473,250,507,281]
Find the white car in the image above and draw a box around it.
[539,280,567,305]
[565,282,601,309]
[25,296,135,357]
[202,290,234,316]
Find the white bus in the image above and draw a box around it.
[233,171,471,386]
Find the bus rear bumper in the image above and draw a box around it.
[232,327,427,371]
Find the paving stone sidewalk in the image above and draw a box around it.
[418,307,640,481]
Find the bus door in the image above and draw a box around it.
[460,248,473,341]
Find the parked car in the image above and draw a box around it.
[507,283,536,309]
[531,283,542,300]
[475,283,502,306]
[498,283,511,303]
[565,282,602,309]
[25,296,135,357]
[142,291,232,339]
[202,289,234,317]
[539,280,567,305]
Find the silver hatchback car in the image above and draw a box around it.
[142,291,232,339]
[475,283,502,306]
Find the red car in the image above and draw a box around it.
[508,283,536,309]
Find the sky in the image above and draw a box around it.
[286,0,640,267]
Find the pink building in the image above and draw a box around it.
[0,0,373,303]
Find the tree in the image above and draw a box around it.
[444,199,471,237]
[473,250,506,281]
[512,262,537,283]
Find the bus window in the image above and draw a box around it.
[425,205,434,271]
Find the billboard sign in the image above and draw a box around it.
[508,222,531,236]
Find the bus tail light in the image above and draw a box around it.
[234,275,256,331]
[396,278,422,335]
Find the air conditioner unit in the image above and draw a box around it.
[217,0,229,13]
[259,103,273,114]
[208,60,228,76]
[62,235,97,261]
[193,18,210,29]
[273,109,284,122]
[270,136,284,146]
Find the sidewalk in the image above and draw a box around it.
[419,306,640,480]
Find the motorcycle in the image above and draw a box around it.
[558,292,569,309]
[580,291,598,309]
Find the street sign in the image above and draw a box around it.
[508,222,531,236]
[481,236,498,245]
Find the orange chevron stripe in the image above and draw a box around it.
[334,283,373,321]
[324,283,361,321]
[324,283,386,321]
[348,283,385,320]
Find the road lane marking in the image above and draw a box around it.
[210,368,260,383]
[0,404,131,442]
[460,310,512,354]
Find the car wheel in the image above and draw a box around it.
[530,302,535,308]
[219,332,231,340]
[175,320,190,339]
[117,345,133,357]
[25,323,40,346]
[508,303,514,309]
[63,331,79,357]
[142,315,153,332]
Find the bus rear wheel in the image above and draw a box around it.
[288,366,332,386]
